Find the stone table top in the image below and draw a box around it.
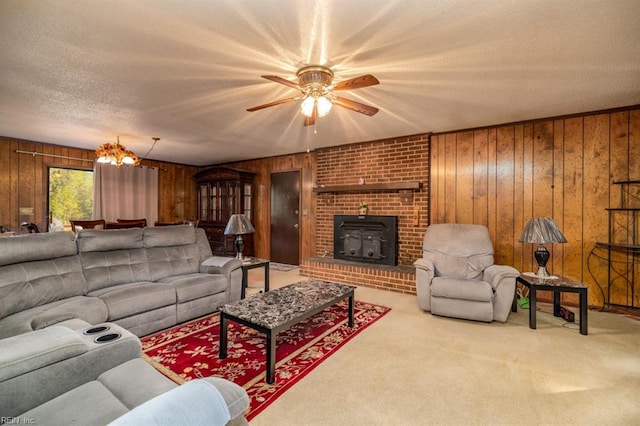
[219,279,356,329]
[518,273,587,288]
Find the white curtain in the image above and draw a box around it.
[93,163,159,224]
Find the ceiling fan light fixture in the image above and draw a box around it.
[300,94,333,118]
[248,65,379,125]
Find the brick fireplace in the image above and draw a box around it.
[299,134,430,295]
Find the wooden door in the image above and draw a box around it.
[270,171,300,265]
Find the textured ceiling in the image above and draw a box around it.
[1,0,639,166]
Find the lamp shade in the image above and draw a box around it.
[518,217,567,244]
[224,214,255,235]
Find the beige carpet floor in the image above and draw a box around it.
[244,269,640,426]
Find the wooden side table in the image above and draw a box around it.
[240,258,270,299]
[512,274,588,335]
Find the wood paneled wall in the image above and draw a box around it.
[430,107,640,308]
[223,152,317,261]
[0,137,199,233]
[4,105,638,308]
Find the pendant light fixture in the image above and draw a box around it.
[95,136,140,167]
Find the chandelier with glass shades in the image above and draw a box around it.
[95,136,140,167]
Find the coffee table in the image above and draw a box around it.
[218,279,356,384]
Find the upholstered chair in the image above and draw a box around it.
[414,223,520,322]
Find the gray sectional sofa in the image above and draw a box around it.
[0,224,242,338]
[0,225,249,425]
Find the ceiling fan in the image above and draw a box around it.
[246,65,380,126]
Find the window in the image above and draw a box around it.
[48,166,94,231]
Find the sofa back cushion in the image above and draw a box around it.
[0,232,86,320]
[143,225,204,281]
[76,228,144,252]
[146,245,202,281]
[195,228,213,258]
[143,225,196,247]
[0,232,77,267]
[77,228,151,292]
[422,224,494,280]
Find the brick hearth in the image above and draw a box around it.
[300,257,416,295]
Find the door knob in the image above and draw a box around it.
[294,223,299,229]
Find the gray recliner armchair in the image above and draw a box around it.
[414,223,520,322]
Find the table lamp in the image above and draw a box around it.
[224,214,255,260]
[518,217,567,278]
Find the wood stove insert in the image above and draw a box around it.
[333,215,398,266]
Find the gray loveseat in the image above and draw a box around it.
[0,225,248,424]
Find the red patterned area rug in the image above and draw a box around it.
[141,300,391,421]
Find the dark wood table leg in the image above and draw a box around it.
[512,288,518,312]
[264,263,270,292]
[553,291,561,317]
[219,313,228,358]
[579,288,588,335]
[241,267,248,299]
[348,294,354,327]
[529,288,537,329]
[266,330,276,384]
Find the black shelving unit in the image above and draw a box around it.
[589,180,640,310]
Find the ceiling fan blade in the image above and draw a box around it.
[303,104,317,127]
[332,74,379,91]
[246,97,298,112]
[261,75,301,90]
[333,96,379,116]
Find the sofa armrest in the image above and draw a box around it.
[0,323,142,417]
[0,326,86,382]
[206,377,250,425]
[200,257,243,303]
[108,378,233,426]
[484,265,520,322]
[414,258,434,278]
[484,264,520,290]
[200,257,242,275]
[414,258,435,312]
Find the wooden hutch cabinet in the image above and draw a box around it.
[194,167,255,257]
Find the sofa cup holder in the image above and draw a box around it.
[83,325,110,335]
[94,333,121,343]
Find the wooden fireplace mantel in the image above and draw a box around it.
[313,181,421,203]
[313,181,421,193]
